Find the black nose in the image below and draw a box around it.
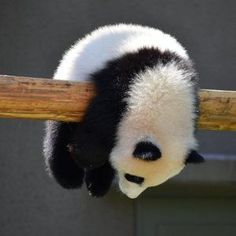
[133,141,161,161]
[125,173,144,184]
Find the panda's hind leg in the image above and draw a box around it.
[85,162,115,197]
[43,121,85,189]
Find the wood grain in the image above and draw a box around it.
[199,89,236,131]
[0,75,235,131]
[0,75,95,122]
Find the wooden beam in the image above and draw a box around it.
[0,75,95,122]
[0,75,235,131]
[199,89,236,131]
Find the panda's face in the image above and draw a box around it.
[111,139,186,199]
[109,63,204,198]
[123,141,185,199]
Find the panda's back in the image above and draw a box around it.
[54,24,188,82]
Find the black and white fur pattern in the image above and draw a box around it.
[43,24,204,198]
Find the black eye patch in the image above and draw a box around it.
[133,141,161,161]
[124,173,144,184]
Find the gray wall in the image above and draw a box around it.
[0,1,235,235]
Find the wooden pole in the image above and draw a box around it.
[0,75,95,122]
[0,75,235,131]
[199,90,236,131]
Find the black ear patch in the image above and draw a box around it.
[133,141,161,161]
[185,150,205,164]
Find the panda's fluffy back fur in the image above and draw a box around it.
[53,24,189,82]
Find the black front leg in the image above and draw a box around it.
[85,162,115,197]
[43,121,85,189]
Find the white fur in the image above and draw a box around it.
[110,63,197,199]
[53,24,188,81]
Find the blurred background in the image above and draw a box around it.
[0,1,235,235]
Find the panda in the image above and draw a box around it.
[43,23,204,199]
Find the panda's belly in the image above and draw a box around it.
[53,24,188,82]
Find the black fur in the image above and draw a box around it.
[85,162,115,197]
[185,150,205,164]
[44,47,197,197]
[70,123,112,168]
[81,47,197,165]
[133,141,161,161]
[44,121,84,188]
[124,174,144,184]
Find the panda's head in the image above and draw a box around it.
[111,138,203,199]
[110,62,204,199]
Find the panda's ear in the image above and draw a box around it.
[185,150,205,164]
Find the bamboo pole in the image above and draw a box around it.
[0,75,235,131]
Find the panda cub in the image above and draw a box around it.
[43,24,204,199]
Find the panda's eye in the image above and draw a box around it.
[133,141,161,161]
[125,173,144,184]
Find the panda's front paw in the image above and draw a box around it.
[85,162,115,197]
